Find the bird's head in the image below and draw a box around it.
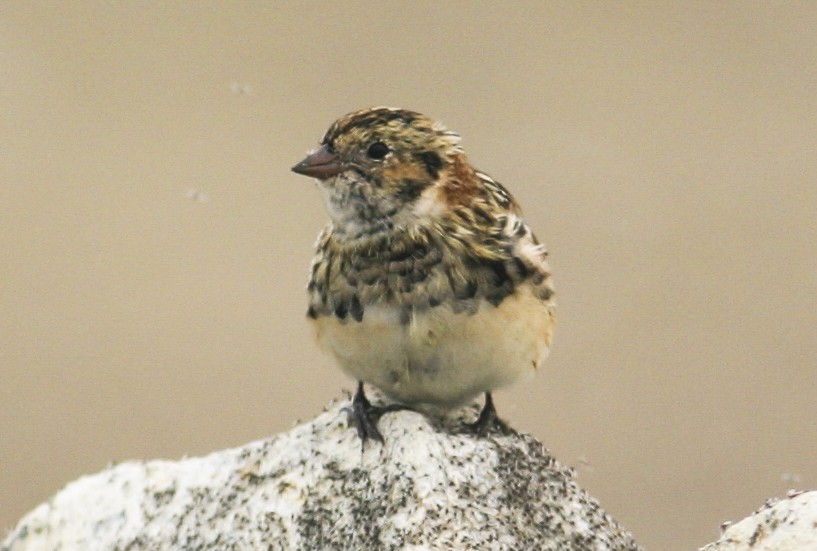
[292,107,469,237]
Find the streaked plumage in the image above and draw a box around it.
[292,107,555,441]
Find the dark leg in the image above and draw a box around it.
[466,392,510,436]
[345,381,409,445]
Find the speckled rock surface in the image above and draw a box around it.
[2,399,642,551]
[700,490,817,551]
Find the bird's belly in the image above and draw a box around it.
[311,286,554,407]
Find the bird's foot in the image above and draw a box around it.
[465,393,511,436]
[345,382,410,445]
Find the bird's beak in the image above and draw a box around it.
[291,144,343,179]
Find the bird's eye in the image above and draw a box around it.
[366,142,390,160]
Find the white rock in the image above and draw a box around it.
[2,399,641,550]
[700,490,817,551]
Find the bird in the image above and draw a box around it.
[292,107,555,443]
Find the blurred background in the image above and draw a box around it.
[2,2,816,549]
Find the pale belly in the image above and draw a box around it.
[312,286,555,407]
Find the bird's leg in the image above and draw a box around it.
[466,392,510,436]
[346,381,409,445]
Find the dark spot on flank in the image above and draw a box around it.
[535,286,554,301]
[531,271,546,285]
[445,266,478,300]
[486,289,513,307]
[349,295,364,322]
[417,151,443,179]
[509,257,530,280]
[454,278,478,300]
[334,301,348,320]
[480,260,517,306]
[486,260,513,288]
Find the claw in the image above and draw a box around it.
[465,392,510,436]
[345,382,409,445]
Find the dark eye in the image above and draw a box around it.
[366,142,389,160]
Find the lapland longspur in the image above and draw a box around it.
[292,107,555,443]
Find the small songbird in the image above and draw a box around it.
[292,107,555,443]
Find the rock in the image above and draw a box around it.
[700,490,817,551]
[2,399,641,550]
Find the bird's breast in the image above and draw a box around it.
[310,284,554,407]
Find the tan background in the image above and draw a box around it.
[2,2,816,549]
